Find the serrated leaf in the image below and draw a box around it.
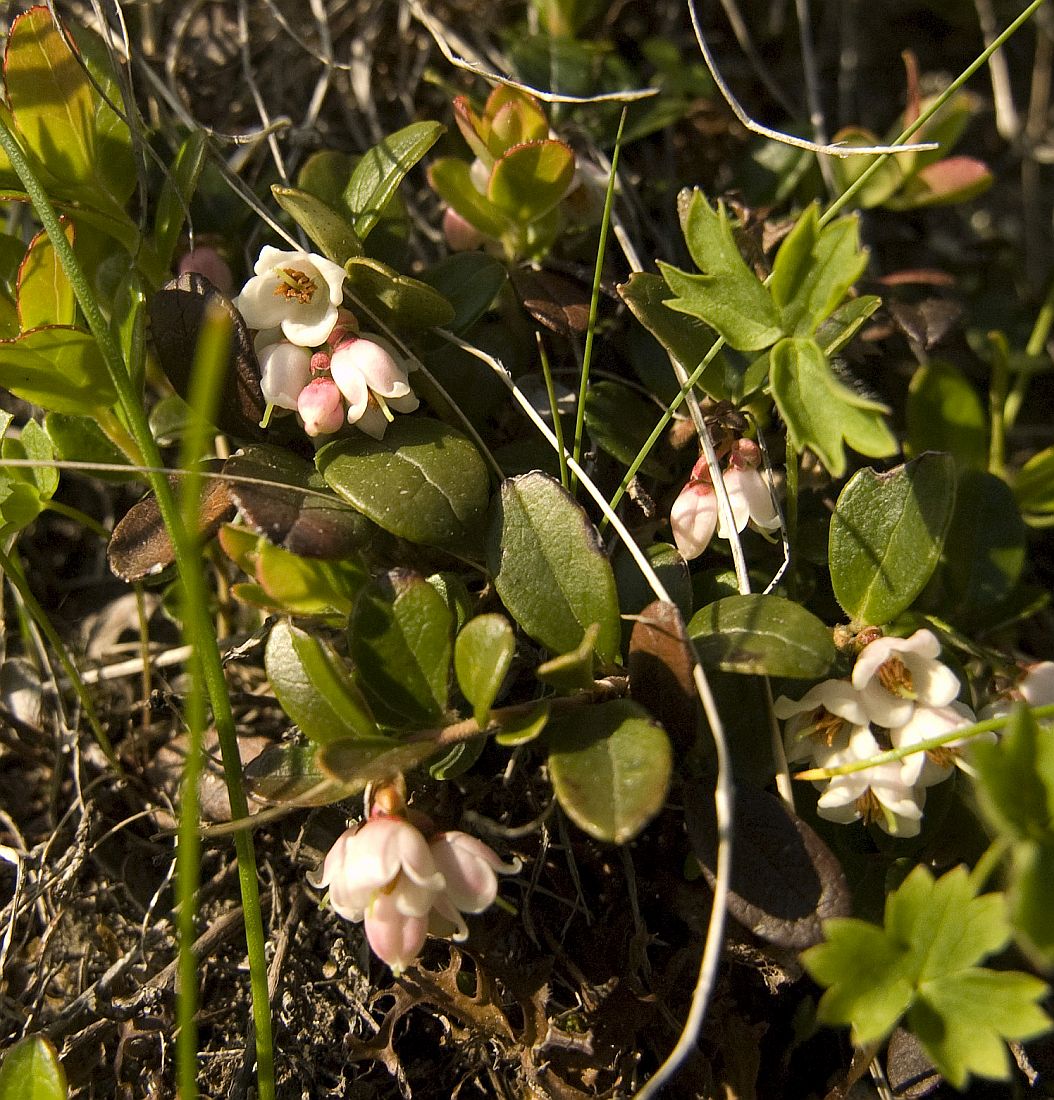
[768,205,868,337]
[659,260,781,352]
[816,295,881,356]
[906,361,987,469]
[454,613,515,727]
[271,185,362,263]
[486,472,620,664]
[548,699,672,843]
[265,619,379,744]
[0,1034,68,1100]
[686,594,835,678]
[829,453,957,625]
[317,417,490,555]
[0,325,116,415]
[344,256,455,331]
[17,223,75,330]
[769,336,896,476]
[487,140,575,224]
[344,121,444,241]
[349,571,453,727]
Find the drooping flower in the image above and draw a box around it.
[813,726,926,837]
[892,700,989,786]
[716,439,780,538]
[670,475,718,561]
[329,335,420,439]
[234,246,347,347]
[427,831,522,941]
[851,628,961,729]
[257,338,312,410]
[318,815,445,974]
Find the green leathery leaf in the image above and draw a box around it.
[271,186,363,263]
[343,256,454,330]
[264,619,379,745]
[349,571,453,727]
[44,413,130,480]
[487,140,576,224]
[16,223,75,330]
[0,1034,68,1100]
[536,623,599,693]
[617,270,718,373]
[0,326,116,415]
[317,418,490,555]
[494,700,550,746]
[769,336,896,477]
[318,736,441,789]
[244,741,351,807]
[417,253,507,334]
[0,418,57,536]
[548,699,672,843]
[829,453,957,626]
[454,613,515,727]
[487,472,621,664]
[687,594,835,678]
[254,540,364,617]
[583,381,670,478]
[428,736,486,780]
[427,158,510,239]
[344,121,444,241]
[907,361,987,469]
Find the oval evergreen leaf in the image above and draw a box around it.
[0,1034,67,1100]
[486,472,620,664]
[548,699,672,844]
[829,453,957,626]
[317,418,490,554]
[454,613,515,727]
[687,593,835,678]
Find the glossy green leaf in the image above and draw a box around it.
[583,381,670,478]
[317,417,490,554]
[0,326,116,415]
[254,540,364,617]
[44,412,130,480]
[271,186,363,264]
[344,256,454,331]
[0,1034,67,1100]
[428,158,510,239]
[317,735,440,789]
[769,336,896,477]
[152,130,209,274]
[17,224,75,330]
[428,736,486,780]
[344,121,444,241]
[454,613,515,727]
[687,594,835,678]
[537,623,599,693]
[349,572,453,726]
[768,205,868,337]
[265,619,379,745]
[829,453,957,626]
[244,741,351,807]
[939,470,1025,621]
[614,542,693,627]
[548,699,672,843]
[494,700,550,746]
[487,140,575,224]
[906,361,987,469]
[417,253,507,333]
[486,472,621,664]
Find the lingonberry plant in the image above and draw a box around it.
[0,1,1052,1097]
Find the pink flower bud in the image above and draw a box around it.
[178,246,233,296]
[309,351,332,373]
[297,376,345,437]
[670,479,718,561]
[442,207,486,252]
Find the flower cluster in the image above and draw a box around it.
[316,811,520,973]
[670,439,780,561]
[776,629,992,837]
[233,247,419,440]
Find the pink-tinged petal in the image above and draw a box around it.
[715,468,754,537]
[443,207,486,251]
[429,832,519,913]
[429,893,470,942]
[391,821,445,891]
[347,338,412,399]
[670,482,718,561]
[259,342,312,409]
[1021,662,1054,707]
[329,348,369,416]
[364,892,429,973]
[297,377,345,437]
[351,403,389,439]
[391,876,442,919]
[738,467,780,531]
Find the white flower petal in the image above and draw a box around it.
[258,342,312,409]
[670,482,718,561]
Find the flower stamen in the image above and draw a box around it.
[877,655,916,699]
[274,267,317,304]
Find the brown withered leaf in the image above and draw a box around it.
[628,600,697,752]
[685,783,850,949]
